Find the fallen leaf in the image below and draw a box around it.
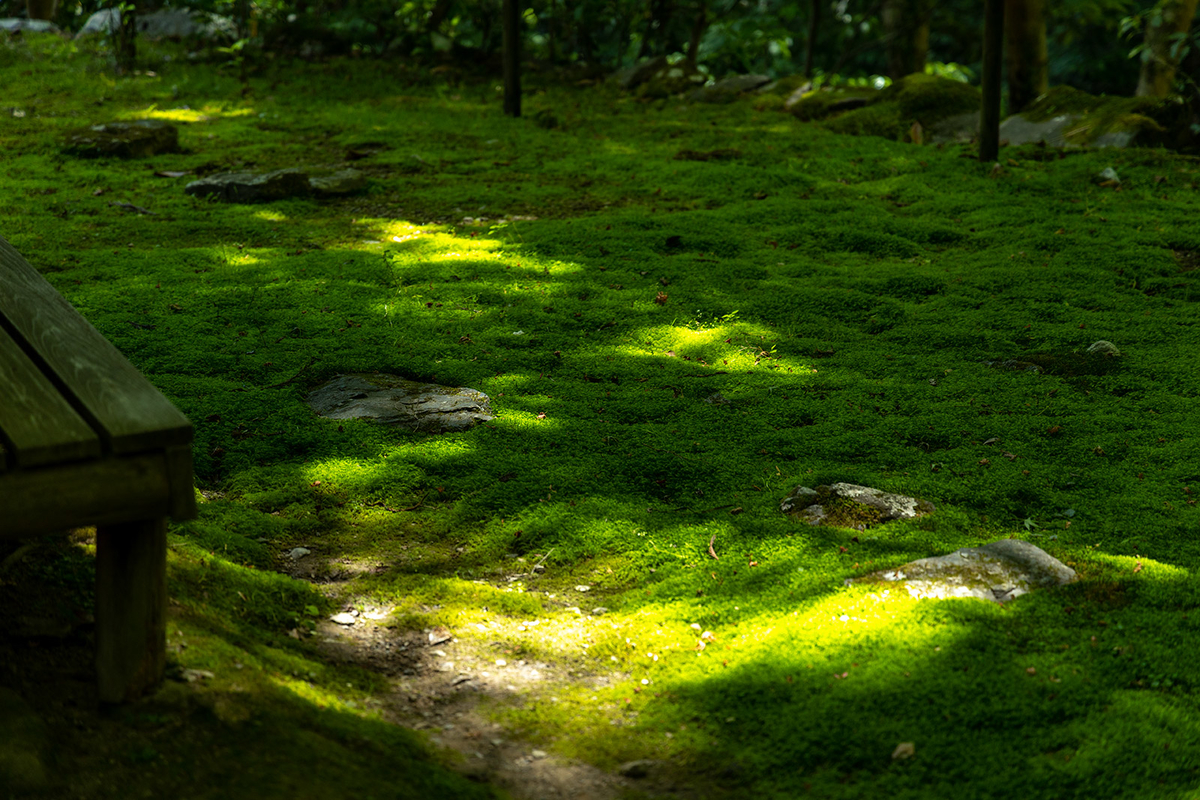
[654,291,669,305]
[891,742,916,760]
[1134,562,1143,573]
[154,170,191,178]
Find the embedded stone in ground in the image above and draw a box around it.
[63,119,179,159]
[185,167,367,202]
[309,167,368,196]
[850,538,1076,603]
[306,373,494,433]
[781,482,933,529]
[184,168,312,203]
[689,74,772,102]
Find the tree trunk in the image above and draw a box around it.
[881,0,932,79]
[804,0,821,77]
[686,2,707,66]
[1004,0,1047,113]
[115,3,137,76]
[502,0,521,117]
[638,0,674,58]
[1137,0,1200,96]
[980,0,1005,162]
[25,0,57,21]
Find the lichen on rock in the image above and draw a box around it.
[781,482,933,529]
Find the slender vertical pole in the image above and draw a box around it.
[502,0,521,117]
[980,0,1004,162]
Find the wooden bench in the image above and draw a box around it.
[0,235,195,703]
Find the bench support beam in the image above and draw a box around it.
[96,519,167,703]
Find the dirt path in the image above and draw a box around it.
[313,609,642,799]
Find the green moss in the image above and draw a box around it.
[8,32,1200,800]
[824,101,909,140]
[886,72,981,125]
[790,87,878,121]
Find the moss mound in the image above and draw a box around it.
[886,72,980,124]
[821,73,980,142]
[789,88,877,122]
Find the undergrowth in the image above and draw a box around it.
[4,31,1200,800]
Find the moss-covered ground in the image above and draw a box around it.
[4,32,1200,799]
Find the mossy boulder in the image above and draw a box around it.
[637,61,707,99]
[885,73,980,126]
[824,101,910,140]
[1003,86,1192,150]
[781,482,934,529]
[806,74,980,143]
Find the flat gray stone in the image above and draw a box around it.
[612,56,668,90]
[306,373,494,433]
[783,82,814,111]
[690,74,772,102]
[309,168,367,196]
[63,119,179,159]
[186,167,367,203]
[999,113,1077,148]
[782,482,933,529]
[852,539,1076,603]
[76,7,234,39]
[186,168,311,203]
[928,110,979,144]
[0,18,59,33]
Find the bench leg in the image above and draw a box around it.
[95,518,167,703]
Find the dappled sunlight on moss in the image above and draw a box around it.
[9,34,1200,797]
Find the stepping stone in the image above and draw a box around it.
[63,119,179,159]
[184,168,312,203]
[306,373,494,433]
[184,167,367,203]
[850,538,1076,603]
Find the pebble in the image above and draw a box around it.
[531,749,547,759]
[330,612,356,625]
[287,547,311,560]
[575,584,591,592]
[591,607,609,615]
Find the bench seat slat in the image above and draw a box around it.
[0,330,101,467]
[0,236,192,454]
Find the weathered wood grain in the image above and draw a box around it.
[0,452,172,538]
[0,235,192,454]
[96,518,166,703]
[164,444,197,521]
[0,328,100,466]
